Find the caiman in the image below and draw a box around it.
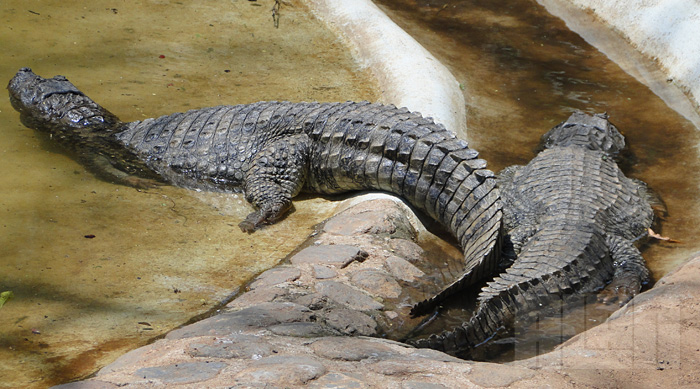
[411,112,657,355]
[7,68,502,313]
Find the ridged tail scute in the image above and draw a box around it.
[410,161,502,317]
[301,103,502,318]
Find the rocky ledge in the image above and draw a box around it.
[57,195,700,388]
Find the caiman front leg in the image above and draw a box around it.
[599,234,651,306]
[239,134,310,233]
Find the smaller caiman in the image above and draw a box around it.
[412,111,657,355]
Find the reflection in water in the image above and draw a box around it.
[0,1,377,387]
[376,0,700,360]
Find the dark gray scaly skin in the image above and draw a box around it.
[411,112,655,355]
[8,68,502,314]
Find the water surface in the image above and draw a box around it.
[0,1,377,387]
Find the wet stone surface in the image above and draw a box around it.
[310,337,405,361]
[54,197,700,388]
[316,280,385,311]
[350,269,403,298]
[385,255,426,281]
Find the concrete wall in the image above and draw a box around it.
[548,0,700,114]
[305,0,468,138]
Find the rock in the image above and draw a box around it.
[402,382,448,389]
[323,308,377,336]
[322,200,415,239]
[467,363,536,387]
[367,359,431,375]
[350,269,402,298]
[248,266,301,290]
[268,322,333,338]
[309,372,369,388]
[294,293,330,310]
[226,286,286,308]
[311,337,403,361]
[290,245,368,268]
[186,335,274,359]
[234,355,326,386]
[384,255,425,282]
[313,264,338,279]
[316,281,383,311]
[409,348,469,363]
[53,381,118,389]
[97,343,158,376]
[385,310,399,320]
[166,302,313,339]
[134,361,227,384]
[388,239,424,263]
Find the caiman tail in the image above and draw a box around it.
[297,101,503,314]
[412,221,614,354]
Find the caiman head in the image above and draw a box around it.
[540,111,626,155]
[7,68,121,141]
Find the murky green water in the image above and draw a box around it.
[376,0,700,361]
[0,1,377,387]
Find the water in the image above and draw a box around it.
[0,1,377,387]
[375,0,700,360]
[2,0,699,385]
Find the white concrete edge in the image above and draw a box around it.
[303,0,468,139]
[538,0,700,128]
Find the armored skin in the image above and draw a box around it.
[412,112,655,355]
[8,68,502,314]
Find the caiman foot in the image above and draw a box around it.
[598,275,641,306]
[238,211,267,233]
[238,203,292,233]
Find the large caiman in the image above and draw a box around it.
[8,67,502,314]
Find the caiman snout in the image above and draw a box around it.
[7,68,37,111]
[8,67,84,113]
[540,111,626,155]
